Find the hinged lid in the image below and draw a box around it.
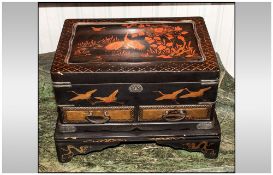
[67,20,204,63]
[51,17,219,83]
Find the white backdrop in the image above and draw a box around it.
[39,4,234,77]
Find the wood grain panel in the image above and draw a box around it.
[63,106,134,123]
[139,105,211,121]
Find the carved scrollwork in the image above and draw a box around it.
[156,140,219,159]
[60,145,90,162]
[56,142,122,163]
[185,141,216,156]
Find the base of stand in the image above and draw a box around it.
[55,113,221,163]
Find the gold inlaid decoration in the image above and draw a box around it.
[94,89,122,104]
[186,141,215,155]
[52,18,219,74]
[68,89,123,105]
[68,89,97,102]
[70,21,201,61]
[83,138,127,143]
[61,145,89,161]
[105,33,146,51]
[154,87,211,102]
[148,137,181,141]
[153,88,185,104]
[179,87,211,98]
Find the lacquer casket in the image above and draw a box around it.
[51,17,221,163]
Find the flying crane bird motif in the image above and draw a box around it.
[94,89,123,104]
[91,27,106,32]
[69,89,97,102]
[153,88,185,104]
[179,87,211,99]
[154,87,212,103]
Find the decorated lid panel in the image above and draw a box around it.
[67,21,205,64]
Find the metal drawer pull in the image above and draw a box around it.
[86,111,110,124]
[162,110,187,122]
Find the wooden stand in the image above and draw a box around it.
[55,113,221,163]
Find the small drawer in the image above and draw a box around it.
[62,106,134,124]
[139,105,211,122]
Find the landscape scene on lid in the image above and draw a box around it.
[69,22,203,63]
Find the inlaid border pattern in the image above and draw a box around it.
[51,17,219,73]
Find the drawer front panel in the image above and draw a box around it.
[62,106,134,123]
[138,83,217,105]
[53,82,217,106]
[54,84,134,106]
[139,105,211,122]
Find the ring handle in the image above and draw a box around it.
[85,111,110,124]
[162,110,187,122]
